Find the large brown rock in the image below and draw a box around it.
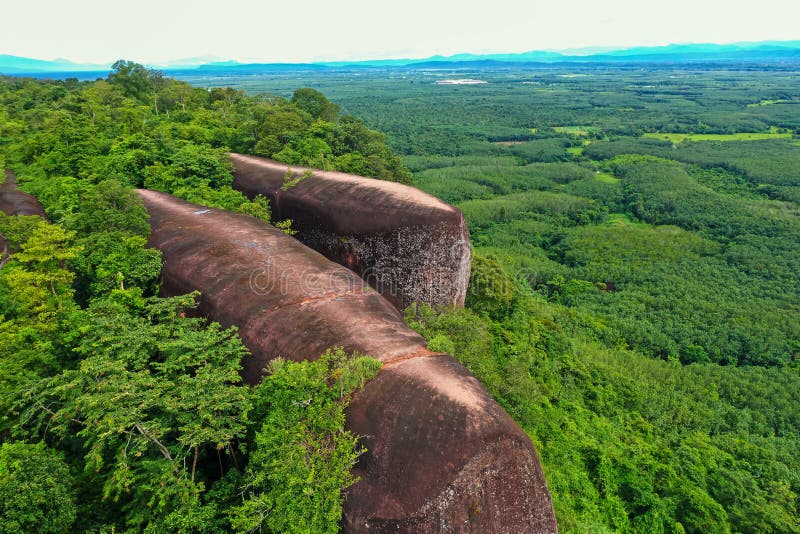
[0,170,47,218]
[230,153,471,311]
[138,189,557,533]
[1,169,47,265]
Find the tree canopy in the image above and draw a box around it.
[0,65,387,532]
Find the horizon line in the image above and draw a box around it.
[2,38,799,70]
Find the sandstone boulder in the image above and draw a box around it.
[1,169,47,265]
[230,154,471,311]
[0,170,46,218]
[138,189,557,533]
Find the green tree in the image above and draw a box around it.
[169,143,233,188]
[104,133,158,186]
[148,69,166,115]
[466,253,518,319]
[231,348,380,534]
[71,233,162,299]
[0,220,82,434]
[21,293,251,529]
[291,88,340,122]
[0,441,76,533]
[66,180,150,237]
[0,213,40,261]
[2,220,80,320]
[107,60,150,101]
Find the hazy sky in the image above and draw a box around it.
[3,0,799,64]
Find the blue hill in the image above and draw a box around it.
[2,41,799,75]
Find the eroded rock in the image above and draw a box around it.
[138,189,557,533]
[230,154,471,311]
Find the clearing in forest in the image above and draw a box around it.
[643,131,793,143]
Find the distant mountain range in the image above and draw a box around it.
[2,41,799,75]
[0,55,106,74]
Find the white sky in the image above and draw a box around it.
[2,0,799,64]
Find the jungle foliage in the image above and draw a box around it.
[230,65,800,533]
[2,61,800,532]
[0,63,388,532]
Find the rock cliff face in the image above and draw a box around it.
[230,154,471,311]
[138,189,557,533]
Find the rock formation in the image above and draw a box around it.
[0,170,47,218]
[138,189,557,533]
[230,153,471,311]
[1,169,47,266]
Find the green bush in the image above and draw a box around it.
[232,348,380,533]
[0,441,76,533]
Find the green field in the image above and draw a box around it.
[747,99,792,107]
[643,131,793,143]
[553,125,597,136]
[604,213,633,225]
[593,171,619,183]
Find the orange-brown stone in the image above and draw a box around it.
[0,170,46,218]
[230,154,471,311]
[138,189,557,533]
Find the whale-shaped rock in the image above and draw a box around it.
[138,189,557,533]
[230,153,471,312]
[1,169,48,264]
[1,170,46,218]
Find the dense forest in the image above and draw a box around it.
[192,65,800,532]
[1,61,799,533]
[0,62,405,532]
